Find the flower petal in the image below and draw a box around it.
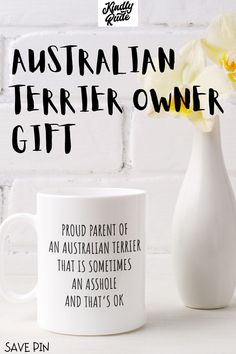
[189,65,233,131]
[205,14,236,50]
[188,111,216,132]
[143,40,207,99]
[201,38,225,65]
[143,59,182,98]
[179,40,207,84]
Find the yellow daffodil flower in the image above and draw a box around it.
[143,40,232,132]
[202,14,236,88]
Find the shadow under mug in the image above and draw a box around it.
[0,188,146,335]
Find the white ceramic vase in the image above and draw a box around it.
[172,117,236,309]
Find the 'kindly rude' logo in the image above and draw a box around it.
[98,0,138,27]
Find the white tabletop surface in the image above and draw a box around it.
[1,254,236,354]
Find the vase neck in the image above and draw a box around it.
[191,117,223,159]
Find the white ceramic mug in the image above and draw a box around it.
[0,188,146,335]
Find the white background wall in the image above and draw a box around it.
[1,0,236,269]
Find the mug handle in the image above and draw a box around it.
[0,213,37,302]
